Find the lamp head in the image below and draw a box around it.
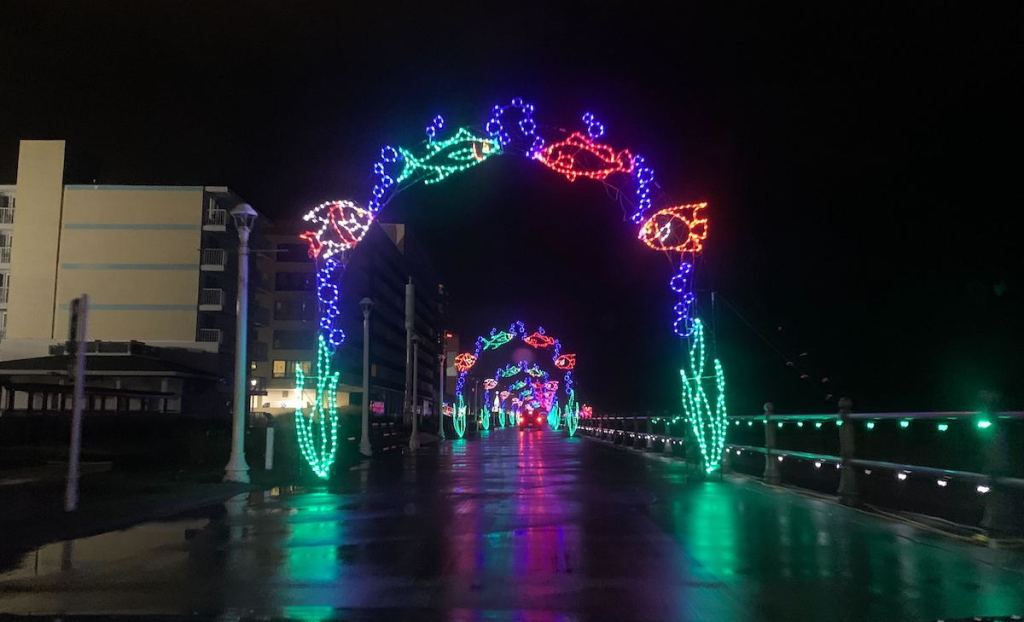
[230,203,258,232]
[359,297,374,315]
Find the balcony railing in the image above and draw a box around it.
[200,248,226,271]
[198,288,224,310]
[197,328,222,344]
[0,247,10,264]
[0,207,14,224]
[0,286,8,304]
[203,207,227,231]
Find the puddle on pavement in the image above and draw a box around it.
[0,517,211,582]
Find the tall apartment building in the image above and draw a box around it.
[0,140,266,415]
[0,186,15,341]
[253,222,444,419]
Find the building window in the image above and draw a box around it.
[274,298,317,321]
[271,359,312,378]
[276,243,312,263]
[274,272,315,291]
[273,329,314,350]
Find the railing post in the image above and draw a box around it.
[645,414,653,450]
[980,394,1022,537]
[762,402,781,484]
[663,414,674,455]
[837,396,860,507]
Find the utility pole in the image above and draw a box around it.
[359,298,374,457]
[438,349,446,441]
[409,335,420,451]
[403,279,415,427]
[64,294,88,512]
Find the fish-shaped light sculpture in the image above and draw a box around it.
[554,353,576,370]
[638,202,709,253]
[454,352,478,372]
[534,132,634,182]
[482,330,515,350]
[300,200,374,260]
[524,331,556,349]
[396,127,501,185]
[498,363,521,378]
[525,364,545,378]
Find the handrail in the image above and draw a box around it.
[581,406,1023,535]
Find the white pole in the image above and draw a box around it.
[64,294,88,512]
[403,279,414,424]
[224,204,255,483]
[264,426,274,471]
[409,336,419,450]
[359,298,373,457]
[438,351,446,440]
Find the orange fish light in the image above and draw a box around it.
[638,202,709,253]
[454,352,478,372]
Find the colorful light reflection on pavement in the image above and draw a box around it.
[0,428,1022,620]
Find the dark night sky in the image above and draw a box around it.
[1,2,1021,414]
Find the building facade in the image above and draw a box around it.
[0,140,266,415]
[252,221,444,421]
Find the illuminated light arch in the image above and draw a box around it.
[294,98,725,478]
[450,322,579,438]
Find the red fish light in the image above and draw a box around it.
[554,353,577,370]
[483,378,498,390]
[523,331,556,349]
[534,132,634,182]
[638,202,709,253]
[454,352,478,372]
[499,391,511,400]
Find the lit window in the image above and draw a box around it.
[298,361,312,375]
[272,360,286,378]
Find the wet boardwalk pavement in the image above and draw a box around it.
[1,428,1022,621]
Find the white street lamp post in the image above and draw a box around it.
[409,335,419,451]
[438,351,446,441]
[224,203,257,484]
[359,297,374,457]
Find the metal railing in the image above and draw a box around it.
[198,288,224,308]
[0,246,10,263]
[0,286,8,304]
[204,208,227,228]
[0,207,14,224]
[197,328,222,344]
[579,406,1024,536]
[200,248,226,268]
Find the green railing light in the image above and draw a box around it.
[899,420,910,429]
[976,418,992,430]
[796,421,804,428]
[937,422,949,432]
[865,421,876,430]
[836,420,844,427]
[777,422,784,428]
[747,421,753,427]
[815,422,823,429]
